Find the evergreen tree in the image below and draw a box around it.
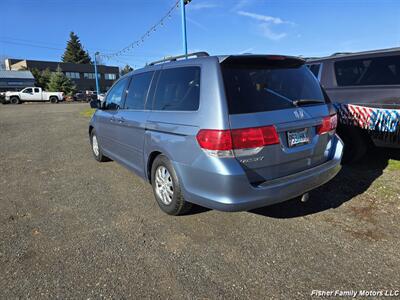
[47,66,76,95]
[62,32,91,64]
[31,68,51,89]
[120,64,134,76]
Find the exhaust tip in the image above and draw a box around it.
[300,193,309,202]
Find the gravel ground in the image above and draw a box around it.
[0,103,399,299]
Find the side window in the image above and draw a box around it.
[124,72,154,110]
[334,55,400,86]
[153,67,200,111]
[34,88,40,93]
[23,88,33,93]
[309,64,321,79]
[104,78,129,110]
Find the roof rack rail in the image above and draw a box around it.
[148,52,209,66]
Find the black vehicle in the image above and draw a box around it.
[74,91,97,102]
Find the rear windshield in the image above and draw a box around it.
[222,63,327,114]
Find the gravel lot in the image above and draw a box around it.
[0,103,399,299]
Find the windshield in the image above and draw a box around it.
[222,64,328,114]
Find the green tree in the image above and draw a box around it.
[47,66,76,95]
[120,64,133,76]
[62,32,91,64]
[31,68,51,89]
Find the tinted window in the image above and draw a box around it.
[105,73,117,80]
[309,64,321,78]
[222,64,326,114]
[334,55,400,86]
[145,71,160,110]
[23,88,33,93]
[34,88,40,93]
[104,78,128,110]
[124,72,154,110]
[153,67,200,111]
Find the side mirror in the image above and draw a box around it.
[90,99,101,109]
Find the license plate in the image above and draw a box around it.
[287,128,310,147]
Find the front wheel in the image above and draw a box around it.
[151,155,192,215]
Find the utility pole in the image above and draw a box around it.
[94,51,100,98]
[180,0,191,58]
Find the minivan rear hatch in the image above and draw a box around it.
[220,55,336,184]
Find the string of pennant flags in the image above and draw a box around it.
[98,0,180,61]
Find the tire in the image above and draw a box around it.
[90,129,110,162]
[151,155,192,215]
[337,125,370,164]
[50,96,58,103]
[10,97,20,104]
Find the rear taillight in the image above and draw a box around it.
[196,126,279,158]
[196,130,232,151]
[231,126,279,149]
[317,114,337,134]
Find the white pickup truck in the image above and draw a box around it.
[4,87,64,104]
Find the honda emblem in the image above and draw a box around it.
[294,109,305,119]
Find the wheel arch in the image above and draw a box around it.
[146,151,162,183]
[336,124,373,163]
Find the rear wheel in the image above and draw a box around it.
[90,129,109,162]
[50,96,58,103]
[151,155,192,215]
[10,97,20,104]
[337,125,371,164]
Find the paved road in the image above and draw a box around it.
[0,103,399,299]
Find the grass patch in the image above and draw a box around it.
[387,159,400,171]
[80,108,95,118]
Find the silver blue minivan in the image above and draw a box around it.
[89,52,343,215]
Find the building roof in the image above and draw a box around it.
[6,58,119,73]
[0,70,34,79]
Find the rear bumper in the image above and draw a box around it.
[174,135,343,212]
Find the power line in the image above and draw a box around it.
[99,0,181,61]
[0,36,65,47]
[0,39,162,68]
[0,39,64,51]
[1,1,185,68]
[0,37,116,54]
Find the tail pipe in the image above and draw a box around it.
[300,193,309,202]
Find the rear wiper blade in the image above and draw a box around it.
[292,99,325,106]
[264,88,296,107]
